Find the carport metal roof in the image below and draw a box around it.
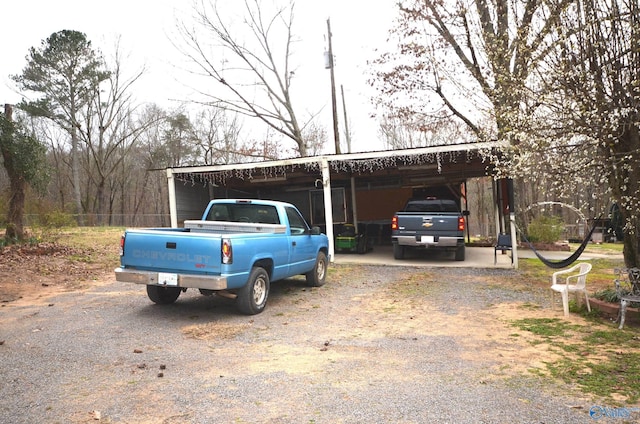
[168,141,503,192]
[165,140,509,262]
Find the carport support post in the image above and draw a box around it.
[507,179,518,268]
[493,179,500,236]
[350,177,358,233]
[321,158,335,262]
[510,213,518,268]
[167,169,178,228]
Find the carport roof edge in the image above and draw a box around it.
[166,140,506,177]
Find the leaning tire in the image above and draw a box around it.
[393,243,405,260]
[237,267,270,315]
[306,251,328,287]
[146,285,181,304]
[455,245,465,261]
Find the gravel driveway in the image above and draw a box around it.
[0,265,607,423]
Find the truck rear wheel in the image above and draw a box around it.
[146,285,181,304]
[305,251,327,287]
[393,243,405,260]
[237,267,270,315]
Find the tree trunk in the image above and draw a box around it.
[619,192,640,268]
[1,104,26,242]
[602,117,640,268]
[6,177,26,241]
[71,126,84,225]
[96,179,107,226]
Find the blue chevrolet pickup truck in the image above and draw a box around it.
[115,199,329,315]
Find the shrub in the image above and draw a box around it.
[593,287,640,308]
[40,211,77,228]
[593,288,619,303]
[527,215,564,243]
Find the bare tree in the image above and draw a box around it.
[78,45,160,225]
[176,0,314,156]
[301,121,328,157]
[372,1,572,145]
[191,107,244,165]
[119,104,170,226]
[377,113,473,149]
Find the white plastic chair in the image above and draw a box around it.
[550,262,592,316]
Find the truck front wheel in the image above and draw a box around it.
[146,285,181,304]
[305,251,327,287]
[237,267,270,315]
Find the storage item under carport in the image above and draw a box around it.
[335,224,370,254]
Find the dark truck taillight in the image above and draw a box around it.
[222,238,232,264]
[119,234,125,256]
[391,216,399,230]
[458,216,465,231]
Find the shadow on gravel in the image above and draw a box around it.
[129,276,319,323]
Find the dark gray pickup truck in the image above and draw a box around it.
[391,198,467,261]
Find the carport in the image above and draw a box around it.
[164,141,518,266]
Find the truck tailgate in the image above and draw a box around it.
[396,213,461,235]
[122,229,222,274]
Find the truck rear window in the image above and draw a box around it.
[207,204,280,224]
[404,200,460,213]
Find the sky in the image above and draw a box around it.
[0,0,398,153]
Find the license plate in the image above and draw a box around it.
[157,272,178,286]
[421,236,434,243]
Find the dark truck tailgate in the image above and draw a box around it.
[391,198,466,261]
[394,212,462,235]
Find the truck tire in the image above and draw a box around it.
[146,285,181,304]
[237,267,270,315]
[305,251,327,287]
[455,245,465,261]
[356,234,367,254]
[393,243,405,260]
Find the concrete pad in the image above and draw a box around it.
[332,245,622,269]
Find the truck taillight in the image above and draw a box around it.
[391,216,398,230]
[458,217,465,231]
[119,234,125,256]
[222,238,232,264]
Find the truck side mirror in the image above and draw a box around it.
[310,226,321,235]
[463,210,470,216]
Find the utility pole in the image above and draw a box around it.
[326,18,341,154]
[340,85,351,153]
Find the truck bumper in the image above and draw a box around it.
[114,267,228,290]
[393,235,462,248]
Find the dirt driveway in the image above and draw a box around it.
[2,255,622,424]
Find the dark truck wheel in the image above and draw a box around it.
[237,267,270,315]
[455,245,466,261]
[146,285,181,304]
[393,243,405,260]
[305,251,327,287]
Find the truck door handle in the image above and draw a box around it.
[292,241,297,246]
